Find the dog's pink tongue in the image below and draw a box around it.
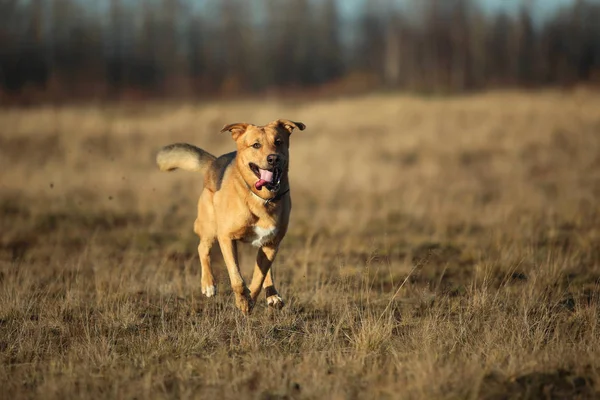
[255,169,274,190]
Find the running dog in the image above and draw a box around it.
[156,119,306,314]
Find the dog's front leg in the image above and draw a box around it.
[218,236,253,314]
[249,244,284,309]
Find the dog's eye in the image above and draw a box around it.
[252,143,261,149]
[274,139,282,146]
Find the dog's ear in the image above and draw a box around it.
[268,119,306,134]
[220,123,250,141]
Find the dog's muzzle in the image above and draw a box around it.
[249,163,283,192]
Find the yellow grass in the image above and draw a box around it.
[1,90,600,399]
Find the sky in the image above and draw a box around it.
[480,0,581,16]
[337,0,590,20]
[80,0,585,17]
[58,0,600,25]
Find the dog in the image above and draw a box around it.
[156,119,306,314]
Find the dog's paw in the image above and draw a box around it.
[266,294,285,309]
[202,285,217,297]
[235,291,255,315]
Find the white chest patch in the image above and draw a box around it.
[249,226,278,247]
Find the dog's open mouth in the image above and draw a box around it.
[249,163,281,191]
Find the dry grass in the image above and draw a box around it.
[1,90,600,399]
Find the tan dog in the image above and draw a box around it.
[156,119,306,314]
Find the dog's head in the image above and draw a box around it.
[221,119,306,193]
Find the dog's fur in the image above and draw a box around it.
[156,119,306,314]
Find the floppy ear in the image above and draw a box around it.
[220,123,250,141]
[268,119,306,134]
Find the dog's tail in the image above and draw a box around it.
[156,143,216,173]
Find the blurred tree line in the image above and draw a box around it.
[0,0,599,103]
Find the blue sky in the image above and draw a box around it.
[73,0,598,24]
[337,0,590,20]
[480,0,582,15]
[82,0,584,16]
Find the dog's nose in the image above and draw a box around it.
[267,154,279,165]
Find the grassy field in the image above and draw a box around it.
[1,90,600,399]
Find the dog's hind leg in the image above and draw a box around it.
[218,237,253,314]
[198,238,216,297]
[248,245,282,307]
[263,267,284,309]
[248,244,284,309]
[195,190,217,298]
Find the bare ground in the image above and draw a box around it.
[1,90,600,399]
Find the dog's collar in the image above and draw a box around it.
[249,186,290,206]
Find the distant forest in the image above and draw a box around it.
[1,0,599,103]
